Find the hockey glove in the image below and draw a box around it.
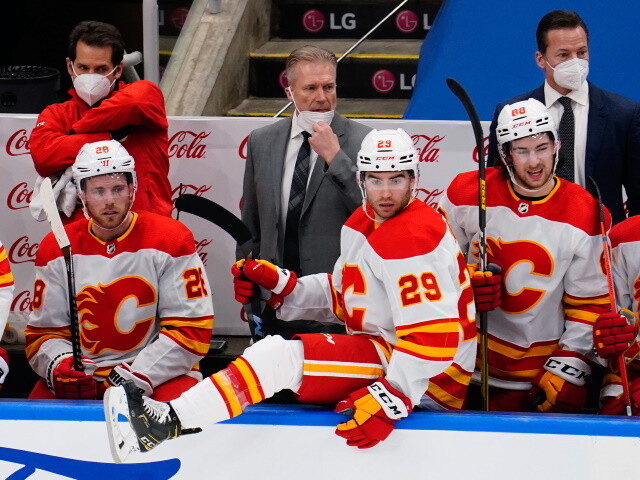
[231,260,256,305]
[529,350,591,413]
[0,347,9,391]
[242,259,298,296]
[600,377,640,416]
[468,263,502,312]
[593,310,638,359]
[106,363,153,397]
[52,355,98,399]
[335,378,412,449]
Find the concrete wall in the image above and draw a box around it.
[161,0,271,116]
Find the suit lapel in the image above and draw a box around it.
[301,114,346,216]
[271,118,293,219]
[585,83,606,178]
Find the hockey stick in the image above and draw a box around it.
[175,194,263,341]
[587,177,633,416]
[40,177,84,372]
[446,77,490,411]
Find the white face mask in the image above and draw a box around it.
[72,64,118,106]
[547,58,589,91]
[287,87,335,134]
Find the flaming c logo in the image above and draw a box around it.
[77,277,156,355]
[482,237,554,314]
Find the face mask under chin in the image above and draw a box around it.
[288,88,335,134]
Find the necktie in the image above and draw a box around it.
[283,132,311,274]
[556,96,575,182]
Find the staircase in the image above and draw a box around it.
[227,0,442,118]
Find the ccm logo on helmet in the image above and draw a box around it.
[511,121,532,129]
[374,156,396,161]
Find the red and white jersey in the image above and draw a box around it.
[25,212,214,391]
[280,200,477,409]
[0,241,15,333]
[439,168,609,390]
[611,216,640,317]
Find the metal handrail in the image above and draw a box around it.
[273,0,410,118]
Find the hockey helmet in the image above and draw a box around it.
[496,98,557,147]
[73,140,136,191]
[357,128,418,173]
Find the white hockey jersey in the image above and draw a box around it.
[26,212,214,391]
[0,241,15,334]
[279,200,477,409]
[439,168,610,390]
[611,215,640,318]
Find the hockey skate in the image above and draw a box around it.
[104,380,182,463]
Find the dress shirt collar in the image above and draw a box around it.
[544,80,589,107]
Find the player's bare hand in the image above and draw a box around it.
[309,121,340,165]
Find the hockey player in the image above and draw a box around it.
[105,129,477,458]
[0,240,15,392]
[439,98,610,413]
[25,140,214,401]
[592,215,640,415]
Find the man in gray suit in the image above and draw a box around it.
[241,45,371,339]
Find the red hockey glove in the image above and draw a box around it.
[0,347,9,391]
[528,350,591,413]
[600,377,640,416]
[335,378,412,449]
[106,363,153,396]
[468,263,502,312]
[242,259,297,296]
[52,356,98,399]
[231,260,256,305]
[593,310,638,359]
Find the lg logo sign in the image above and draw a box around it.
[371,70,415,94]
[302,10,356,33]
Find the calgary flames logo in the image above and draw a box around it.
[77,277,156,355]
[476,237,554,314]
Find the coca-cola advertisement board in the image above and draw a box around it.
[0,114,487,337]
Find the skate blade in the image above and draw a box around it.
[104,385,141,463]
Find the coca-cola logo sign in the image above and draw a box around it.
[171,184,212,204]
[11,290,33,312]
[195,238,212,266]
[7,182,33,210]
[411,134,444,163]
[238,135,249,160]
[415,188,444,209]
[6,129,31,156]
[9,236,39,264]
[473,136,490,164]
[168,131,210,159]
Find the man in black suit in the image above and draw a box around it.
[488,10,640,224]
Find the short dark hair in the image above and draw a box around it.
[536,10,589,54]
[286,45,337,85]
[68,21,126,66]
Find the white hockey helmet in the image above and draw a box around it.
[496,98,557,149]
[72,140,137,191]
[357,128,418,173]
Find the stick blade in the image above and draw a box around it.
[104,385,141,463]
[175,194,252,248]
[40,177,71,249]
